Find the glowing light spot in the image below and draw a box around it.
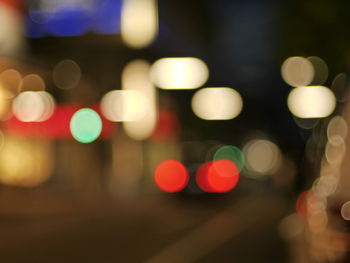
[0,137,53,188]
[196,161,214,192]
[154,160,188,193]
[243,139,282,176]
[150,57,209,90]
[122,60,157,140]
[53,59,81,90]
[101,90,147,122]
[70,108,102,143]
[341,201,350,220]
[307,192,327,215]
[196,160,239,193]
[20,74,45,91]
[313,176,338,198]
[281,56,314,87]
[307,56,328,85]
[327,116,347,146]
[0,69,22,98]
[13,91,55,122]
[287,86,336,118]
[191,87,243,120]
[325,139,346,165]
[0,3,24,56]
[121,0,158,48]
[213,145,244,171]
[0,85,12,120]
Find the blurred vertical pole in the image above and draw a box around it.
[108,128,144,197]
[0,0,25,57]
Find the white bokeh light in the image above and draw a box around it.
[150,57,209,90]
[191,87,242,120]
[13,91,55,122]
[287,86,336,118]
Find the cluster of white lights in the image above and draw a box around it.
[13,91,55,122]
[282,56,336,119]
[99,56,244,141]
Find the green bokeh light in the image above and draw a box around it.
[70,108,102,143]
[213,145,245,171]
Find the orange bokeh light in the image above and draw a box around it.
[196,160,240,193]
[154,160,189,193]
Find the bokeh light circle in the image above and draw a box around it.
[154,160,189,193]
[341,201,350,221]
[13,91,55,122]
[53,59,81,90]
[213,145,244,171]
[196,161,215,192]
[191,87,243,120]
[20,74,45,91]
[196,160,239,193]
[150,57,209,90]
[101,90,147,122]
[287,86,336,118]
[327,116,348,145]
[281,56,314,87]
[307,56,328,85]
[243,139,282,175]
[70,108,102,143]
[0,69,22,98]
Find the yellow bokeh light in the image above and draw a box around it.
[20,74,46,91]
[325,139,346,165]
[122,60,157,140]
[191,87,242,120]
[0,85,12,120]
[13,91,55,122]
[101,90,147,122]
[243,139,282,175]
[0,136,53,188]
[313,175,338,198]
[150,57,209,90]
[0,3,24,56]
[327,116,348,146]
[287,86,336,118]
[0,69,22,98]
[281,56,314,87]
[121,0,158,49]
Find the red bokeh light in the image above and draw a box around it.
[196,160,240,193]
[196,161,216,192]
[154,160,189,193]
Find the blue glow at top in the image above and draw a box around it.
[26,0,122,38]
